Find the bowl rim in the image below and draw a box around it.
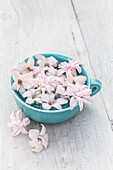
[10,53,90,113]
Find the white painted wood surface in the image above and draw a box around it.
[0,0,113,169]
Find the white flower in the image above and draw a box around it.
[14,57,40,75]
[12,70,34,93]
[67,71,86,85]
[36,55,58,68]
[57,59,82,76]
[22,89,42,104]
[8,109,30,136]
[34,71,57,94]
[41,93,68,110]
[29,124,49,153]
[65,83,93,111]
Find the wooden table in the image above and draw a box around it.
[0,0,113,169]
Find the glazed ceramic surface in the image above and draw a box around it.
[10,53,102,123]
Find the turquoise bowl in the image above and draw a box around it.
[10,53,102,123]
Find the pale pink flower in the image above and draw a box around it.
[8,109,30,136]
[36,55,58,68]
[46,66,57,76]
[29,124,49,153]
[41,93,68,110]
[66,83,93,111]
[56,85,66,95]
[22,89,42,105]
[14,57,40,75]
[67,71,86,85]
[35,71,57,94]
[57,59,82,76]
[12,70,34,93]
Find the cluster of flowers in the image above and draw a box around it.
[12,55,92,111]
[8,109,49,153]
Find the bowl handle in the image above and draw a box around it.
[90,79,102,96]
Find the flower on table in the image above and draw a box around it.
[41,93,68,110]
[65,83,93,111]
[12,70,34,93]
[22,89,42,105]
[29,124,49,153]
[57,59,82,76]
[8,109,30,136]
[14,57,40,75]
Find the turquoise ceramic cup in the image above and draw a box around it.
[10,53,102,123]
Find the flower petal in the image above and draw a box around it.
[22,90,32,98]
[56,85,65,95]
[12,127,22,136]
[70,97,77,110]
[12,82,18,90]
[19,86,26,93]
[12,70,21,81]
[34,97,42,104]
[25,97,34,104]
[78,100,83,111]
[57,69,65,76]
[73,76,86,85]
[52,103,62,110]
[41,94,49,103]
[22,117,30,126]
[13,60,26,74]
[29,129,40,140]
[15,109,22,121]
[39,136,48,149]
[39,124,46,136]
[42,103,51,110]
[27,57,34,69]
[56,98,68,105]
[31,142,43,153]
[29,139,38,147]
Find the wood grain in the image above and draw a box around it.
[0,0,113,169]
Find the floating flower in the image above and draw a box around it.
[22,89,42,105]
[29,124,49,153]
[66,83,93,111]
[36,55,58,68]
[67,71,86,85]
[12,70,34,93]
[57,59,82,76]
[8,109,30,136]
[14,57,40,75]
[35,71,57,94]
[41,93,68,110]
[56,85,66,95]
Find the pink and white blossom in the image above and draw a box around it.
[14,57,40,75]
[56,85,66,95]
[34,71,57,94]
[67,71,86,85]
[41,93,68,110]
[22,89,42,104]
[8,109,30,136]
[29,124,49,153]
[57,59,82,76]
[65,83,93,111]
[36,55,58,68]
[12,70,34,93]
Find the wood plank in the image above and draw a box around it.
[72,0,113,120]
[0,0,113,169]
